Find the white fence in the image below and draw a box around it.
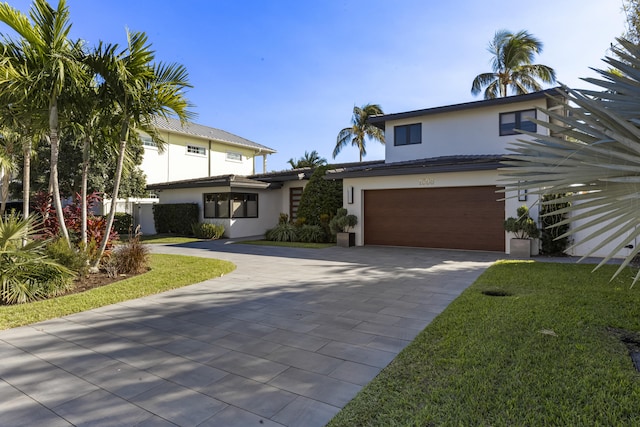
[100,198,159,236]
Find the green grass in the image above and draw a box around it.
[237,240,334,249]
[139,234,202,244]
[0,254,235,330]
[328,261,640,426]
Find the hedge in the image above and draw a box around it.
[152,203,199,235]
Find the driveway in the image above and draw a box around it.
[0,242,500,426]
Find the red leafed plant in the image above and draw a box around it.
[33,191,118,260]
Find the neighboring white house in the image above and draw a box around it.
[141,116,276,184]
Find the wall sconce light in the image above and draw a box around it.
[518,182,527,202]
[347,186,354,204]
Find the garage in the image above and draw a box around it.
[363,186,505,251]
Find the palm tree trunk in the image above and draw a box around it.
[49,100,70,245]
[93,122,128,268]
[80,135,90,248]
[22,139,30,219]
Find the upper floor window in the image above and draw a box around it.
[187,145,206,156]
[226,152,242,162]
[500,109,537,136]
[204,192,258,218]
[140,135,157,148]
[394,123,422,146]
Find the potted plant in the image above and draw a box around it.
[504,205,540,257]
[329,208,358,247]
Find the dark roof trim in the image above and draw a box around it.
[369,88,562,130]
[147,175,271,191]
[327,155,505,179]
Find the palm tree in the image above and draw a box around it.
[502,38,640,285]
[0,126,19,216]
[90,30,192,266]
[287,150,326,168]
[471,30,556,99]
[334,104,385,162]
[0,0,85,245]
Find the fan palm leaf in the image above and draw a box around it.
[501,38,640,284]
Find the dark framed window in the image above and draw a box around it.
[499,109,537,136]
[204,192,258,218]
[394,123,422,146]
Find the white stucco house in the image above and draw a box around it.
[145,89,627,258]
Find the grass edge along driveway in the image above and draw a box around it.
[0,254,236,330]
[328,260,640,426]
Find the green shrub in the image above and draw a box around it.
[153,203,199,235]
[297,224,326,243]
[265,223,298,242]
[296,165,342,226]
[46,238,89,277]
[191,222,225,239]
[504,205,540,239]
[108,227,149,275]
[113,213,133,236]
[0,212,74,304]
[329,208,358,234]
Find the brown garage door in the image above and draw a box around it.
[364,186,504,251]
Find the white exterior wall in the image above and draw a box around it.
[385,99,549,163]
[342,169,540,253]
[155,186,283,238]
[141,131,258,184]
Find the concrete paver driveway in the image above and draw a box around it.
[0,242,499,426]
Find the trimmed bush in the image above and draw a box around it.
[265,223,298,242]
[191,222,225,239]
[329,208,358,234]
[296,165,342,227]
[153,203,199,235]
[113,213,133,236]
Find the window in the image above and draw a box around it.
[204,192,258,218]
[394,123,422,146]
[187,145,206,155]
[141,136,157,148]
[226,152,242,162]
[500,109,537,136]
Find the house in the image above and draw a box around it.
[141,116,276,184]
[147,89,622,258]
[109,117,277,235]
[327,89,567,254]
[146,161,383,238]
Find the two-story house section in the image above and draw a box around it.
[140,116,276,185]
[328,89,565,253]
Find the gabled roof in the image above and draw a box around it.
[369,88,562,130]
[152,116,276,153]
[327,155,505,179]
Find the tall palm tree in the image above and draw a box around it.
[0,0,84,245]
[90,30,192,266]
[287,150,326,168]
[334,104,385,162]
[471,30,556,99]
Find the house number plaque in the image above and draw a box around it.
[418,177,435,186]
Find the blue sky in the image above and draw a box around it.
[9,0,628,172]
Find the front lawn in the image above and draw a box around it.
[328,261,640,426]
[0,254,235,330]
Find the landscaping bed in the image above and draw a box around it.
[328,261,640,426]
